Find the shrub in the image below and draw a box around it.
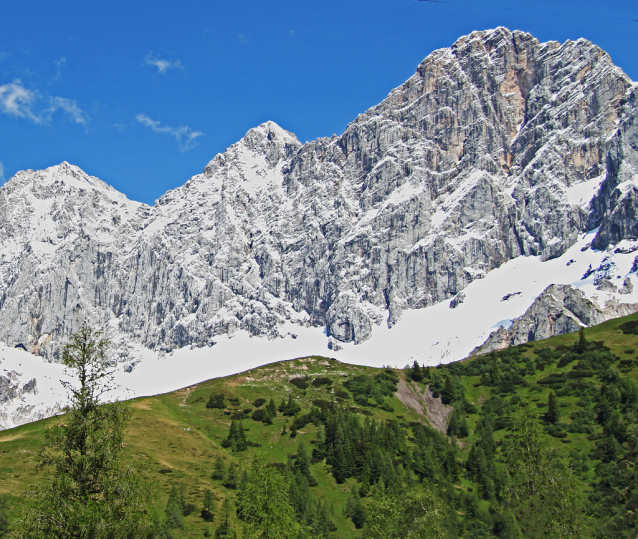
[206,393,225,409]
[290,377,309,389]
[312,377,332,387]
[253,398,266,408]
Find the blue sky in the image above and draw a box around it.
[1,0,636,205]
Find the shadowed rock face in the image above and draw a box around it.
[0,27,637,357]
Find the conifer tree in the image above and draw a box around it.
[506,407,586,537]
[215,498,236,538]
[13,323,154,539]
[266,398,277,418]
[201,488,215,522]
[212,455,226,481]
[345,484,366,529]
[165,484,185,530]
[362,490,446,539]
[237,459,307,539]
[223,462,240,490]
[546,391,561,424]
[295,439,311,478]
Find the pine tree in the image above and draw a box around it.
[295,439,311,478]
[201,488,216,522]
[362,490,447,539]
[577,326,588,353]
[312,429,326,461]
[165,484,185,530]
[212,455,227,481]
[267,398,277,418]
[223,462,240,489]
[506,407,586,537]
[345,484,366,529]
[546,391,561,424]
[214,498,236,539]
[13,323,154,539]
[236,459,307,539]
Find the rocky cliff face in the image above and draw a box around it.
[472,282,638,355]
[0,27,637,360]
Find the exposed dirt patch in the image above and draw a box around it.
[0,433,23,443]
[130,400,151,410]
[395,379,453,434]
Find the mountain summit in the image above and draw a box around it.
[1,28,638,427]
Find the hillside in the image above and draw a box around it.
[3,311,638,537]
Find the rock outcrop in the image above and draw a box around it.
[0,27,637,359]
[473,283,638,355]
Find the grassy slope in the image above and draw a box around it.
[2,312,638,537]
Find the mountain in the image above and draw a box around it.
[1,27,638,429]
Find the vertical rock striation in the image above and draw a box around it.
[0,27,637,358]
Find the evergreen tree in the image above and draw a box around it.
[577,326,588,353]
[312,428,326,461]
[266,399,277,418]
[546,391,561,424]
[212,455,226,481]
[237,459,307,539]
[13,324,154,539]
[283,395,301,417]
[207,393,226,410]
[201,488,216,522]
[362,489,447,539]
[506,407,586,537]
[345,484,366,529]
[165,484,185,530]
[295,439,311,478]
[215,498,236,539]
[410,360,424,382]
[223,462,240,489]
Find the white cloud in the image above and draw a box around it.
[144,54,183,74]
[0,80,89,125]
[0,81,41,122]
[47,96,89,125]
[55,56,67,80]
[136,114,203,151]
[0,161,5,182]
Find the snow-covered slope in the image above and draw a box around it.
[1,27,638,429]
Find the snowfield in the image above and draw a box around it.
[2,228,637,430]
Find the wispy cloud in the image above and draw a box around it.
[238,34,249,44]
[48,96,89,124]
[136,114,203,151]
[0,80,90,125]
[144,54,183,74]
[55,56,66,80]
[0,81,40,122]
[0,161,5,182]
[289,30,295,37]
[0,52,8,63]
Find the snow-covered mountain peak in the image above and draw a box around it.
[3,28,638,429]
